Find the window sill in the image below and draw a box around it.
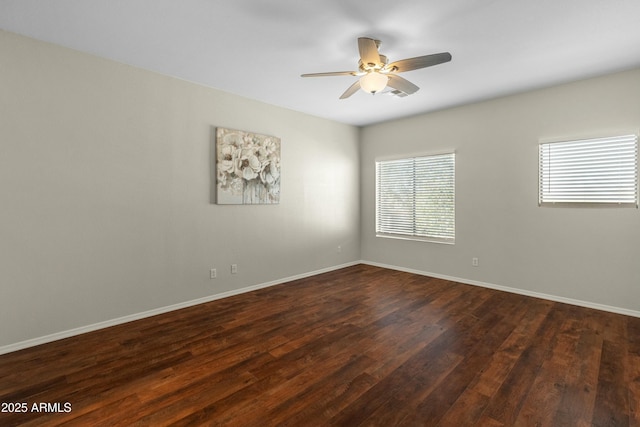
[376,233,455,245]
[538,202,638,208]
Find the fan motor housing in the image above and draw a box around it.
[358,54,388,72]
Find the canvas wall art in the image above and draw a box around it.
[215,127,281,204]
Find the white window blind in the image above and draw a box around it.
[539,134,638,206]
[376,153,455,243]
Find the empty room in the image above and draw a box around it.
[1,1,639,425]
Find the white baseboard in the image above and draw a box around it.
[0,261,360,356]
[3,259,636,356]
[361,260,640,319]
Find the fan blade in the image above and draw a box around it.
[358,37,381,67]
[339,80,361,99]
[387,52,452,73]
[301,71,358,77]
[387,75,419,95]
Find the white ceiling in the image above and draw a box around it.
[2,0,640,126]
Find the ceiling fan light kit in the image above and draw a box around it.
[360,71,389,94]
[301,37,451,99]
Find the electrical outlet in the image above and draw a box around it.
[231,264,238,274]
[337,245,342,253]
[210,269,217,279]
[472,257,479,267]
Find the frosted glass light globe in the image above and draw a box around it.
[360,72,388,94]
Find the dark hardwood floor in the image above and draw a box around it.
[1,264,638,426]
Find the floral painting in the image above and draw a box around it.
[215,127,281,204]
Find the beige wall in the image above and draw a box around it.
[0,31,361,348]
[361,68,640,313]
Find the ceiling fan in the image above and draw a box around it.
[301,37,452,99]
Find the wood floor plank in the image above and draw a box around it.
[592,339,630,426]
[513,317,581,426]
[398,296,523,425]
[471,303,570,425]
[550,328,601,426]
[468,297,552,400]
[0,264,639,426]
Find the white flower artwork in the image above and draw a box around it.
[215,128,281,204]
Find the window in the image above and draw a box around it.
[539,135,638,206]
[376,152,455,243]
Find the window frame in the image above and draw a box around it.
[375,151,455,244]
[538,134,638,208]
